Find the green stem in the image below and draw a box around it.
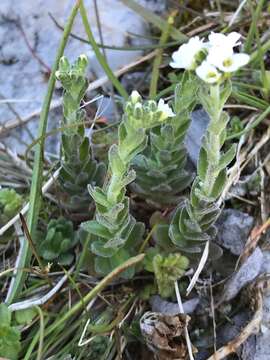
[203,84,222,196]
[79,0,128,99]
[35,306,45,360]
[250,38,270,63]
[5,1,80,305]
[74,233,91,279]
[149,15,173,98]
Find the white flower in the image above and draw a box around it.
[170,36,206,70]
[207,50,250,73]
[208,32,242,52]
[206,32,249,73]
[195,61,221,84]
[157,99,175,120]
[130,90,141,104]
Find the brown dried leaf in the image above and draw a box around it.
[140,311,194,360]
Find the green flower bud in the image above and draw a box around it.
[130,90,141,104]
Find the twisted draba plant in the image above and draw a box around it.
[169,32,250,254]
[56,55,105,211]
[82,92,175,277]
[131,72,197,206]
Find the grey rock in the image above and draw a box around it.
[218,312,256,360]
[255,331,270,360]
[220,247,263,303]
[216,209,254,255]
[121,71,149,94]
[150,295,200,315]
[185,109,210,166]
[0,0,150,153]
[254,251,270,360]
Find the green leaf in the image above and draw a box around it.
[143,247,160,273]
[15,308,36,325]
[0,304,21,360]
[91,240,119,258]
[0,304,11,326]
[108,144,126,176]
[82,220,111,239]
[210,169,227,199]
[153,253,189,298]
[220,80,232,107]
[0,189,23,220]
[119,0,187,41]
[197,145,208,181]
[217,144,236,171]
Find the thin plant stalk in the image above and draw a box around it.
[35,306,45,360]
[5,1,81,304]
[149,15,173,98]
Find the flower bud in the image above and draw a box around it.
[59,56,70,72]
[130,90,141,104]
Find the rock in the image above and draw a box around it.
[254,250,270,360]
[121,71,150,94]
[220,247,263,303]
[216,209,254,256]
[150,295,200,315]
[185,109,210,166]
[225,173,260,200]
[217,312,256,360]
[0,0,151,153]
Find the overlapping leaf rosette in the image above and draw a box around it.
[168,33,250,254]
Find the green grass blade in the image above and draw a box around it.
[244,0,265,53]
[119,0,187,42]
[79,0,128,99]
[149,15,173,98]
[5,1,81,305]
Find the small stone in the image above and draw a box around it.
[216,209,254,255]
[150,295,200,315]
[217,312,256,360]
[220,247,263,303]
[185,109,210,166]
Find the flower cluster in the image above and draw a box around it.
[170,32,249,83]
[129,90,175,122]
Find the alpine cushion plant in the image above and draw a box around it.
[131,72,198,207]
[168,32,250,254]
[56,55,105,212]
[82,92,175,278]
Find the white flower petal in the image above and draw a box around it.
[208,32,227,46]
[130,90,141,103]
[227,32,242,46]
[209,52,249,73]
[208,31,242,52]
[170,36,206,70]
[195,61,221,84]
[157,99,175,119]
